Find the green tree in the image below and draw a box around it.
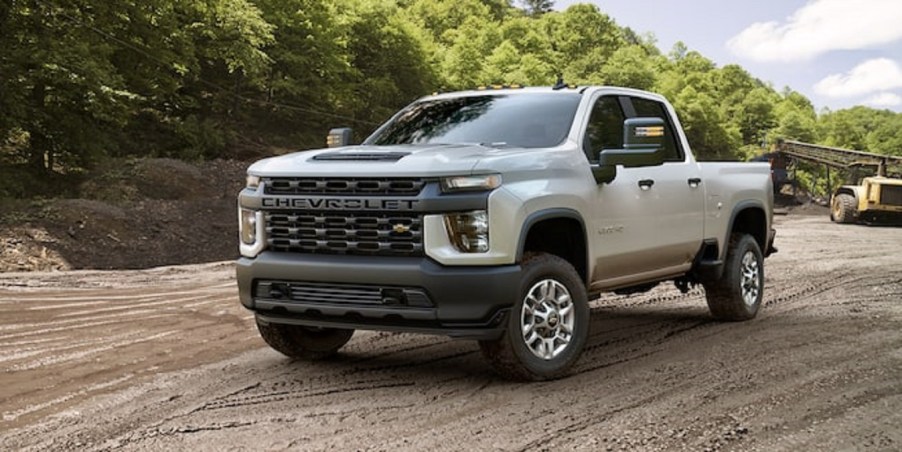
[770,88,818,143]
[817,107,887,150]
[865,115,902,156]
[735,87,778,145]
[0,0,274,170]
[442,16,500,88]
[481,16,556,85]
[404,0,494,45]
[520,0,554,16]
[773,110,817,143]
[6,0,900,202]
[671,85,740,160]
[341,0,439,126]
[598,45,657,90]
[545,4,624,83]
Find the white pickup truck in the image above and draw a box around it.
[236,86,776,380]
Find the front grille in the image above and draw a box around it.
[881,185,902,206]
[264,177,425,196]
[265,211,423,256]
[254,280,432,307]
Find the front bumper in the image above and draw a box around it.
[236,252,522,340]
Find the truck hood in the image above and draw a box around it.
[248,144,507,178]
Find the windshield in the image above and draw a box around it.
[365,93,582,148]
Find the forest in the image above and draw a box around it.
[2,0,901,198]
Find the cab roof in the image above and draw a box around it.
[423,85,667,104]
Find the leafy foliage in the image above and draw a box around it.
[519,0,554,16]
[2,0,901,198]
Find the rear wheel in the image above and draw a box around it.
[479,253,589,381]
[703,234,764,321]
[831,193,856,224]
[256,317,353,360]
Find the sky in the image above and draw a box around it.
[555,0,902,113]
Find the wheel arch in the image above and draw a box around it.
[724,201,768,260]
[833,185,859,199]
[516,209,589,285]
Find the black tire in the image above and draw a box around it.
[703,234,764,321]
[256,317,353,360]
[479,252,589,381]
[831,193,856,224]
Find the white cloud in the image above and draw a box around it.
[727,0,902,62]
[864,92,902,107]
[813,58,902,98]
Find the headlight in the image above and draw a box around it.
[440,174,502,192]
[239,208,257,245]
[444,210,489,253]
[246,174,260,189]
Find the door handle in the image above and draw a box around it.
[688,178,701,188]
[638,179,655,190]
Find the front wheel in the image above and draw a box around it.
[703,234,764,321]
[479,253,590,381]
[256,317,354,360]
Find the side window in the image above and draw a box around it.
[629,97,683,161]
[582,96,625,163]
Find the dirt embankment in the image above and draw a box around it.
[0,159,250,272]
[1,215,900,451]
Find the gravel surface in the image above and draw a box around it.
[1,215,900,451]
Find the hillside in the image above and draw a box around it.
[0,159,248,272]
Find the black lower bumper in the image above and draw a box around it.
[236,252,522,340]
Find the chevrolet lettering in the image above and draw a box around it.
[260,197,419,211]
[237,85,776,381]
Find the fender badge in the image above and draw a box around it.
[598,225,624,235]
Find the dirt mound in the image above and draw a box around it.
[78,158,218,202]
[0,158,251,271]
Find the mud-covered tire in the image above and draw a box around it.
[479,252,589,381]
[703,234,764,321]
[256,317,353,360]
[831,193,856,224]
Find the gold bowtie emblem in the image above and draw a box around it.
[392,223,411,234]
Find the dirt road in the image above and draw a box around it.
[1,215,900,451]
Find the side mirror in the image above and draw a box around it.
[591,117,666,184]
[623,117,665,150]
[326,128,352,148]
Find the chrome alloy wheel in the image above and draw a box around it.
[740,250,761,307]
[520,279,575,360]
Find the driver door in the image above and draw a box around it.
[584,95,662,287]
[584,95,704,289]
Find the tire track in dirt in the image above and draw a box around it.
[194,379,416,412]
[1,216,901,451]
[0,276,258,431]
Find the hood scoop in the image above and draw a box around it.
[312,151,410,162]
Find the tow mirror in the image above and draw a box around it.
[623,117,666,150]
[326,128,352,148]
[591,117,666,184]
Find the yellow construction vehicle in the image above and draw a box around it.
[775,140,902,225]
